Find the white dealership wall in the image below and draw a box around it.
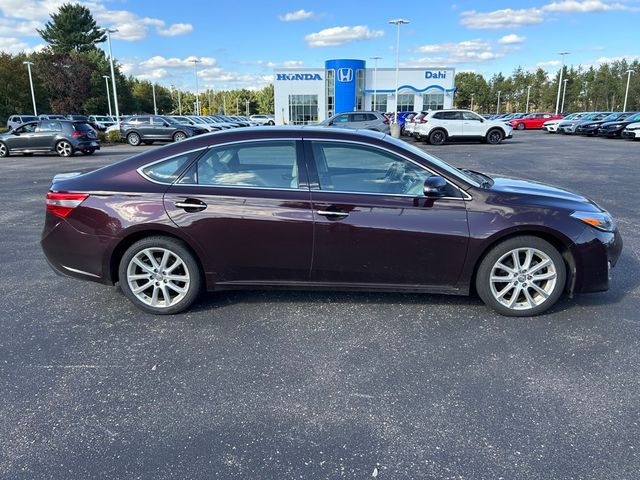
[274,62,455,125]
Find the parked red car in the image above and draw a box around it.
[510,113,564,130]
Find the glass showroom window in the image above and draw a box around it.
[396,93,414,111]
[423,92,445,110]
[355,69,365,110]
[289,95,319,125]
[326,70,335,118]
[373,94,387,112]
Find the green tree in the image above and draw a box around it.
[38,3,106,54]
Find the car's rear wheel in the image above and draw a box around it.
[516,123,525,130]
[127,132,141,146]
[118,236,202,315]
[0,142,9,158]
[486,128,504,145]
[82,149,95,155]
[173,131,187,142]
[476,236,566,316]
[56,140,74,157]
[267,120,275,125]
[428,129,447,145]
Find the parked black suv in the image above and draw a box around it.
[0,120,100,157]
[121,116,208,146]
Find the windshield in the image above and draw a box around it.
[384,135,480,187]
[95,116,112,122]
[22,116,38,122]
[164,117,180,125]
[625,113,640,122]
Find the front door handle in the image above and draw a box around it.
[317,210,349,218]
[175,199,207,212]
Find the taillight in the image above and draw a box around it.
[419,118,428,124]
[383,118,390,124]
[46,192,89,218]
[71,131,83,137]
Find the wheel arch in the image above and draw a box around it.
[428,127,448,142]
[468,228,576,296]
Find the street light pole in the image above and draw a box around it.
[370,56,382,111]
[389,19,409,124]
[561,78,568,114]
[151,83,158,115]
[245,99,250,116]
[555,51,569,115]
[470,93,474,111]
[496,90,501,115]
[623,69,634,111]
[23,61,37,116]
[103,75,112,117]
[191,58,201,115]
[106,29,121,126]
[525,85,532,113]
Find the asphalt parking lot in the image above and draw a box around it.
[1,131,639,479]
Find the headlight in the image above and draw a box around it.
[570,211,616,232]
[610,124,621,129]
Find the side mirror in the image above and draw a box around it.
[424,176,448,197]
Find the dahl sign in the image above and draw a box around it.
[425,71,447,79]
[276,73,323,81]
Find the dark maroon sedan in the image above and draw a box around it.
[41,128,622,316]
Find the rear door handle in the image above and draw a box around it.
[175,199,207,211]
[317,210,349,218]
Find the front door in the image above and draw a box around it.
[305,140,470,287]
[164,139,314,285]
[6,123,37,151]
[462,111,487,136]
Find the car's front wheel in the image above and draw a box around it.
[118,236,202,315]
[476,236,566,316]
[56,140,74,157]
[486,128,504,145]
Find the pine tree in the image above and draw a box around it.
[37,3,106,54]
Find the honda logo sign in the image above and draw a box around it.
[337,68,353,83]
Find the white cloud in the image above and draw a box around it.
[282,60,305,68]
[460,8,545,29]
[279,9,315,21]
[139,56,217,69]
[412,39,504,65]
[543,0,628,12]
[0,36,30,54]
[157,23,193,37]
[536,60,562,68]
[498,33,526,44]
[305,25,384,47]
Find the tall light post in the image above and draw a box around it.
[525,85,532,113]
[106,28,121,125]
[23,61,37,116]
[623,69,634,111]
[190,58,201,115]
[245,99,250,116]
[496,90,501,115]
[370,56,382,111]
[561,78,568,113]
[152,83,158,115]
[555,51,569,115]
[389,18,409,124]
[470,93,475,111]
[102,75,112,117]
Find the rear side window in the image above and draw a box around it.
[141,151,202,184]
[37,121,62,132]
[434,112,461,120]
[73,123,94,132]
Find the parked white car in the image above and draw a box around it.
[403,112,426,137]
[88,115,116,131]
[622,122,640,140]
[249,114,275,125]
[414,109,513,145]
[7,114,38,130]
[543,112,587,133]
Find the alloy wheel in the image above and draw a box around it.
[173,132,187,142]
[128,133,141,146]
[488,247,557,311]
[126,247,191,308]
[488,130,503,144]
[56,141,73,157]
[0,143,8,157]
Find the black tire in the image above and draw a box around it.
[82,149,95,155]
[118,236,203,315]
[475,236,566,317]
[486,128,504,145]
[55,140,74,157]
[267,120,275,126]
[516,123,525,130]
[127,132,141,146]
[173,131,187,142]
[428,129,447,145]
[0,142,9,158]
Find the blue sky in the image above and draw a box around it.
[1,0,638,91]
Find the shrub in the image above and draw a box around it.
[107,129,121,143]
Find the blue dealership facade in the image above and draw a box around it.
[274,58,455,125]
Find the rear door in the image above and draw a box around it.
[32,121,62,149]
[434,111,464,136]
[163,139,314,285]
[304,139,470,287]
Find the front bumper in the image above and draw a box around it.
[571,227,623,294]
[622,129,639,139]
[543,124,559,132]
[597,128,623,137]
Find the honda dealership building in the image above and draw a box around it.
[273,58,455,125]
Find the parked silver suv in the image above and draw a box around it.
[320,111,390,133]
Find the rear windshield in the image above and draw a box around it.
[22,116,38,122]
[73,123,95,132]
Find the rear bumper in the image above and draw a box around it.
[73,140,100,151]
[571,227,623,294]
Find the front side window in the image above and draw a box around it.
[462,112,483,121]
[15,123,36,134]
[191,141,300,189]
[311,141,437,196]
[141,150,202,184]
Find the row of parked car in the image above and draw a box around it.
[541,111,640,139]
